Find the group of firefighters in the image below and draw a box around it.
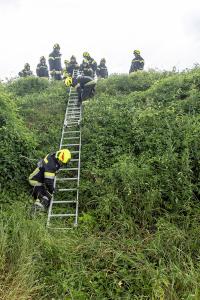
[27,44,145,210]
[19,44,145,80]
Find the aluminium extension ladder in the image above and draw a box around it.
[47,71,81,229]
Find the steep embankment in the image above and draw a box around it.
[1,71,200,299]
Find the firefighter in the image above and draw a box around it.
[129,50,144,73]
[67,55,79,76]
[29,149,71,210]
[48,43,62,80]
[74,75,96,105]
[82,52,97,75]
[18,63,33,77]
[96,58,108,79]
[36,56,49,78]
[79,59,94,78]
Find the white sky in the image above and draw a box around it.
[0,0,200,79]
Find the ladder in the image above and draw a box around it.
[47,70,81,229]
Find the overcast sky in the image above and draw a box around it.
[0,0,200,79]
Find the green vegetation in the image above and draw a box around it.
[1,70,200,299]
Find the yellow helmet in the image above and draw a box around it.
[65,76,73,87]
[56,149,71,164]
[83,52,90,58]
[133,49,140,55]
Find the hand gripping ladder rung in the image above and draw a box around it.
[47,70,82,229]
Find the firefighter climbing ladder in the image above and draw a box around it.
[47,70,81,229]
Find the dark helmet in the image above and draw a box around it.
[71,55,76,60]
[53,43,60,50]
[40,56,46,62]
[100,58,106,63]
[24,63,30,68]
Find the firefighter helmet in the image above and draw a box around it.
[83,52,90,58]
[133,49,140,55]
[56,149,71,164]
[53,43,60,50]
[65,76,73,87]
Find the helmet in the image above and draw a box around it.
[53,43,60,50]
[83,52,90,58]
[64,59,69,64]
[56,149,71,164]
[24,63,30,68]
[40,56,45,61]
[71,55,76,60]
[133,49,140,55]
[100,58,106,63]
[65,76,73,87]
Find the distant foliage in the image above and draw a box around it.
[6,77,50,96]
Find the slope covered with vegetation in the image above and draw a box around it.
[1,70,200,299]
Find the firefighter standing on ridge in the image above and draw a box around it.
[96,58,108,79]
[129,50,144,73]
[67,55,79,76]
[29,149,71,210]
[80,59,94,78]
[18,63,33,77]
[48,43,62,80]
[36,56,49,78]
[82,52,97,76]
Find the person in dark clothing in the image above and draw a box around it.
[79,59,94,78]
[129,50,144,73]
[18,63,33,77]
[83,52,97,75]
[29,149,71,210]
[48,43,62,80]
[96,58,108,79]
[36,56,49,78]
[73,75,96,105]
[67,55,79,76]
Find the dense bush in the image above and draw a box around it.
[0,87,36,189]
[6,76,50,96]
[1,69,200,299]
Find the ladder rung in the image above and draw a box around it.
[58,188,78,191]
[70,159,79,162]
[53,200,77,203]
[56,177,78,181]
[63,137,80,140]
[50,214,76,217]
[64,131,80,133]
[64,144,80,146]
[60,168,78,171]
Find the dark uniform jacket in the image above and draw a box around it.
[79,64,94,78]
[29,153,61,193]
[129,55,144,73]
[67,62,79,76]
[48,49,62,72]
[96,63,108,78]
[36,62,49,77]
[87,57,97,72]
